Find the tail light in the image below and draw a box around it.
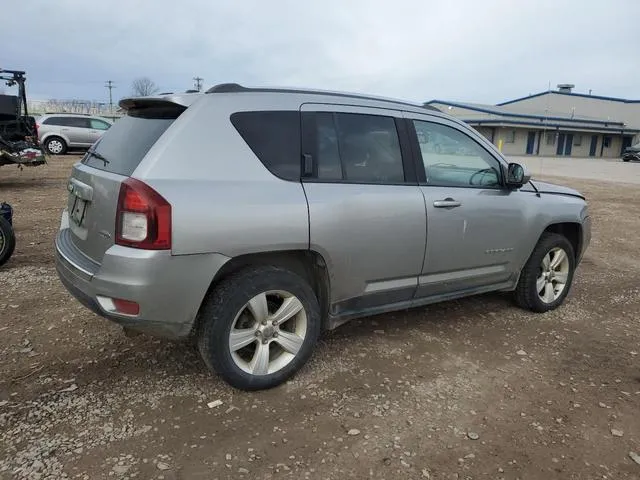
[115,178,171,250]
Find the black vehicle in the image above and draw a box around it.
[1,69,45,267]
[0,69,45,167]
[0,202,15,266]
[622,142,640,162]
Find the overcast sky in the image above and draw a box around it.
[2,0,638,105]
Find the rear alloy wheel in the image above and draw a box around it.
[198,266,321,390]
[45,137,67,155]
[0,216,16,267]
[514,232,575,312]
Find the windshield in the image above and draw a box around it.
[81,105,184,176]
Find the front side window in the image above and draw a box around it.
[311,112,405,184]
[413,120,501,187]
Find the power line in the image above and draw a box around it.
[193,76,203,92]
[105,80,115,114]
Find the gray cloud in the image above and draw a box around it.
[2,0,638,104]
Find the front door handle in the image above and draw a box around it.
[433,198,462,208]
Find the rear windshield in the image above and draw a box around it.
[82,106,184,176]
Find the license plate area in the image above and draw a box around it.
[70,195,87,226]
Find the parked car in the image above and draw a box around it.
[622,142,640,162]
[37,113,112,155]
[55,84,591,390]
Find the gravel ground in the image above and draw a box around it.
[1,156,639,479]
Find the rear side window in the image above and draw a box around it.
[82,106,184,176]
[42,116,66,126]
[230,111,301,181]
[43,116,90,127]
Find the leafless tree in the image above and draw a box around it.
[131,77,159,97]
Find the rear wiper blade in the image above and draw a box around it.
[86,148,110,166]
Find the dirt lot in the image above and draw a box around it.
[1,156,639,480]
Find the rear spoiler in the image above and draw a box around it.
[119,94,200,111]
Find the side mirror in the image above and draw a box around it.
[505,163,531,188]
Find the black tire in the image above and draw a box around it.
[44,136,67,155]
[0,216,16,267]
[197,266,321,391]
[514,232,575,313]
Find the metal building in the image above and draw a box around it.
[427,85,640,158]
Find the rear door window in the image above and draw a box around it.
[82,106,184,176]
[65,117,91,128]
[303,112,406,184]
[230,111,301,181]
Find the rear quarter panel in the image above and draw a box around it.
[132,94,309,257]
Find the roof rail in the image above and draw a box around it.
[43,112,91,116]
[205,83,438,111]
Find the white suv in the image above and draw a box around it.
[37,113,112,154]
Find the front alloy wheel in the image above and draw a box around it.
[514,232,576,312]
[536,247,570,304]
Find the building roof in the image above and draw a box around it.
[497,90,640,106]
[428,99,623,125]
[427,99,639,133]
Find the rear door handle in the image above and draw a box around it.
[433,198,462,208]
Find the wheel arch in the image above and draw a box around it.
[541,222,582,261]
[193,249,331,336]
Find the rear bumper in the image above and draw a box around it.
[55,225,230,339]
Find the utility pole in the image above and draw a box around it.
[105,80,115,114]
[193,76,203,92]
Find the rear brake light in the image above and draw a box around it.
[115,178,171,250]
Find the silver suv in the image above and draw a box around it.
[37,113,112,155]
[55,84,591,390]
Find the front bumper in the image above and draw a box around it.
[578,216,592,264]
[55,222,230,339]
